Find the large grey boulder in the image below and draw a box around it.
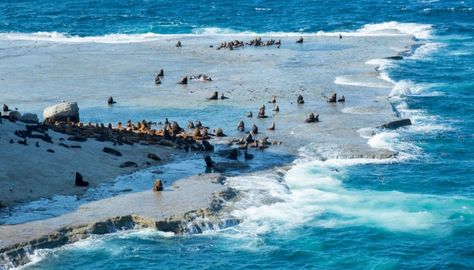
[43,102,79,124]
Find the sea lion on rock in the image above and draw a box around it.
[75,172,89,187]
[154,75,161,85]
[268,122,275,131]
[338,95,345,102]
[305,113,319,123]
[251,124,258,135]
[297,95,305,104]
[107,97,116,105]
[328,93,337,103]
[202,140,214,151]
[178,76,188,85]
[237,120,245,132]
[208,91,218,100]
[245,133,254,143]
[296,37,304,43]
[215,128,225,137]
[258,106,266,118]
[188,121,195,129]
[3,104,9,112]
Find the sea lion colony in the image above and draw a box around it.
[1,36,348,190]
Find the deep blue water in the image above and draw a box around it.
[1,0,474,269]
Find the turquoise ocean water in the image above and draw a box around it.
[1,0,473,269]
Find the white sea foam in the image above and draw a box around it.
[0,21,433,44]
[334,76,392,88]
[225,152,467,237]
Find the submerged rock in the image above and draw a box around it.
[379,119,412,129]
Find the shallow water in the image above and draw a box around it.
[1,0,473,269]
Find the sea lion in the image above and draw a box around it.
[75,172,89,187]
[247,111,253,118]
[267,122,275,131]
[251,124,258,135]
[270,96,276,103]
[328,93,337,103]
[296,37,304,43]
[176,41,182,48]
[208,91,218,100]
[215,128,225,137]
[188,121,195,129]
[178,76,188,85]
[273,105,280,112]
[153,179,163,191]
[107,97,116,105]
[2,104,9,112]
[297,95,305,104]
[221,93,229,99]
[158,69,164,77]
[258,106,266,118]
[338,95,346,102]
[305,113,319,123]
[155,75,161,85]
[245,133,254,143]
[237,120,245,132]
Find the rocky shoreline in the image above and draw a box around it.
[0,174,239,268]
[0,33,418,269]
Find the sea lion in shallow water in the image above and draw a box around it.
[338,95,345,102]
[208,91,218,100]
[296,37,304,43]
[305,113,319,123]
[107,96,116,105]
[268,122,275,131]
[237,120,245,132]
[297,95,305,104]
[178,76,188,85]
[176,41,182,48]
[75,172,89,187]
[328,93,337,103]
